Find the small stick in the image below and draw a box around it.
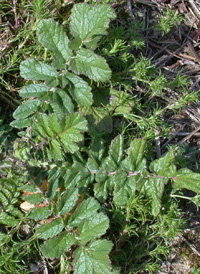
[183,108,200,124]
[184,225,200,232]
[177,125,200,145]
[154,129,161,158]
[189,78,200,90]
[161,124,186,149]
[188,0,200,20]
[42,257,48,274]
[177,233,200,257]
[127,0,135,20]
[13,0,19,30]
[187,40,200,64]
[176,132,200,136]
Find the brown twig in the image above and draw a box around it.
[177,125,200,145]
[187,40,200,64]
[161,124,186,149]
[187,0,200,20]
[177,233,200,257]
[127,0,135,20]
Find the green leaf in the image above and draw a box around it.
[74,239,113,274]
[126,138,146,171]
[70,48,111,82]
[47,111,63,134]
[68,197,100,228]
[10,117,32,128]
[19,84,49,98]
[113,171,136,207]
[173,168,200,193]
[77,212,109,245]
[36,218,64,240]
[0,212,19,227]
[59,113,88,152]
[37,19,73,69]
[86,158,99,173]
[70,3,116,50]
[20,184,36,193]
[20,58,58,86]
[94,173,111,203]
[23,193,43,205]
[18,85,74,121]
[103,135,124,172]
[47,168,59,200]
[0,232,8,246]
[81,106,112,133]
[49,138,63,161]
[150,149,176,177]
[55,188,79,215]
[65,71,93,106]
[27,207,52,221]
[64,166,83,189]
[13,99,40,119]
[33,113,54,138]
[140,177,165,216]
[77,168,93,189]
[89,138,105,162]
[32,113,88,154]
[50,88,74,115]
[40,231,76,259]
[109,89,133,115]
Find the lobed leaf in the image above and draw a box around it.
[139,177,165,216]
[27,207,52,221]
[32,113,88,156]
[173,168,200,193]
[33,113,54,138]
[94,169,110,203]
[23,193,43,205]
[19,84,49,98]
[74,239,114,274]
[37,19,73,69]
[20,59,58,86]
[64,166,84,189]
[70,3,116,50]
[40,231,76,259]
[10,117,32,129]
[150,149,176,177]
[77,212,109,245]
[59,113,88,152]
[126,138,146,171]
[81,106,113,133]
[14,86,74,128]
[89,138,105,162]
[48,88,74,117]
[55,188,79,215]
[20,184,37,193]
[103,135,124,172]
[68,197,100,228]
[70,48,111,82]
[65,71,93,106]
[36,218,64,240]
[0,212,19,227]
[113,171,136,207]
[86,158,99,173]
[49,138,63,161]
[46,168,60,200]
[13,99,40,119]
[94,182,111,203]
